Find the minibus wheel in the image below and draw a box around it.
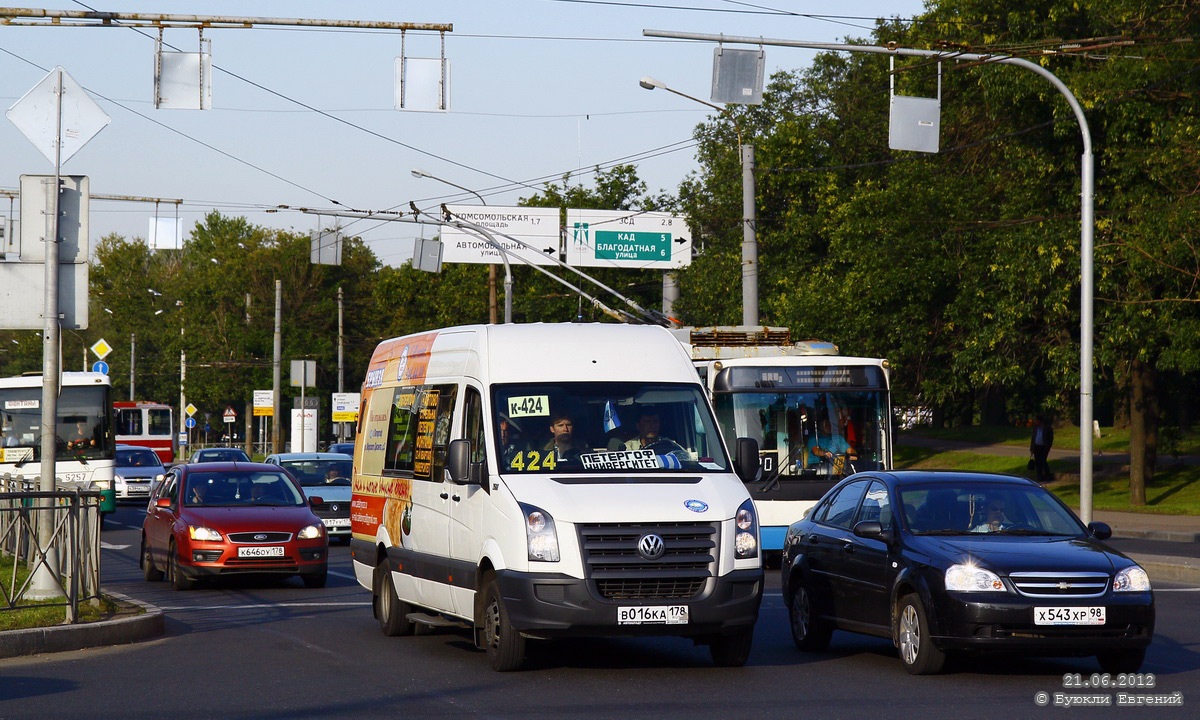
[374,563,414,636]
[481,576,525,671]
[709,626,754,667]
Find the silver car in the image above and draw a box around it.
[263,452,352,541]
[114,445,166,501]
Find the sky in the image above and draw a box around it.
[0,1,929,267]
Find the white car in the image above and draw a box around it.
[263,452,352,541]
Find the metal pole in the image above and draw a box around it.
[662,272,679,317]
[337,286,345,442]
[179,325,186,458]
[299,363,306,453]
[741,144,758,326]
[129,332,135,400]
[644,28,1096,521]
[272,279,282,454]
[31,68,64,600]
[411,171,498,322]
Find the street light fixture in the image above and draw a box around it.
[640,76,757,326]
[410,168,506,324]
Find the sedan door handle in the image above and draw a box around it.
[807,535,821,544]
[843,542,856,553]
[439,492,449,499]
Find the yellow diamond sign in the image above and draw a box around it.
[90,338,112,360]
[185,403,198,417]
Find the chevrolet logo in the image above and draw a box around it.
[1057,582,1071,590]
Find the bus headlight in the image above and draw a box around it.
[734,498,758,559]
[519,502,559,562]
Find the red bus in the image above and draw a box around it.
[114,401,175,464]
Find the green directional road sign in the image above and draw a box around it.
[593,230,670,262]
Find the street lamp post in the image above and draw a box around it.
[644,29,1097,521]
[411,168,501,324]
[640,76,758,327]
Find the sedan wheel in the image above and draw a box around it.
[788,581,832,651]
[897,593,946,675]
[141,539,163,582]
[167,541,195,591]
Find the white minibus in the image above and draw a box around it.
[350,323,763,671]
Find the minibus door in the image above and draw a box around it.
[449,386,487,618]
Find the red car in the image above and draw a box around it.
[141,461,329,590]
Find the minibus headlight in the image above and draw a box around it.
[734,498,758,559]
[519,502,559,562]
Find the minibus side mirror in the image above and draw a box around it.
[734,437,760,483]
[447,439,474,485]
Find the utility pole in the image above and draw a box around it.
[272,279,282,454]
[178,323,186,460]
[645,28,1096,521]
[129,332,135,400]
[337,286,345,442]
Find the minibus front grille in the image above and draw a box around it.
[578,522,717,601]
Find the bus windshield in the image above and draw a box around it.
[1,385,113,462]
[713,388,889,481]
[492,382,728,474]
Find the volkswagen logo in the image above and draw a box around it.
[330,504,339,512]
[254,533,268,541]
[637,533,665,560]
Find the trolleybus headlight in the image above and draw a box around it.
[519,502,559,562]
[734,498,758,559]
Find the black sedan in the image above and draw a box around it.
[781,471,1154,675]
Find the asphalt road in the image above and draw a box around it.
[1,505,1197,720]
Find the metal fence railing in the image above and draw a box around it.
[0,474,103,623]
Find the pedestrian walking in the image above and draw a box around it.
[1030,415,1055,483]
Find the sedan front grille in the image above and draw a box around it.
[1009,572,1110,598]
[578,521,716,600]
[227,531,293,544]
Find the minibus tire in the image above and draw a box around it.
[374,564,414,636]
[482,577,525,671]
[709,626,754,667]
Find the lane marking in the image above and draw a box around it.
[156,601,371,611]
[100,542,131,550]
[329,570,357,580]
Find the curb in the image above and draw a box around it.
[0,589,164,659]
[1115,529,1200,543]
[1125,552,1200,586]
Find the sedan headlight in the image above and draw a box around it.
[1113,565,1151,592]
[945,563,1005,592]
[519,502,559,562]
[297,524,324,540]
[188,525,223,542]
[734,498,758,559]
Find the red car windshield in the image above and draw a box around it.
[184,470,305,507]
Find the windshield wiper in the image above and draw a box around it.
[993,528,1072,536]
[914,529,972,536]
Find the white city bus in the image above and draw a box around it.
[673,327,893,556]
[0,372,116,501]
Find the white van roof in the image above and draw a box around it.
[366,323,697,388]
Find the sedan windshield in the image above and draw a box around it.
[193,449,250,463]
[492,382,728,474]
[116,448,162,468]
[184,470,305,507]
[278,458,352,486]
[900,483,1086,536]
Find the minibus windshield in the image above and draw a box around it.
[492,382,729,473]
